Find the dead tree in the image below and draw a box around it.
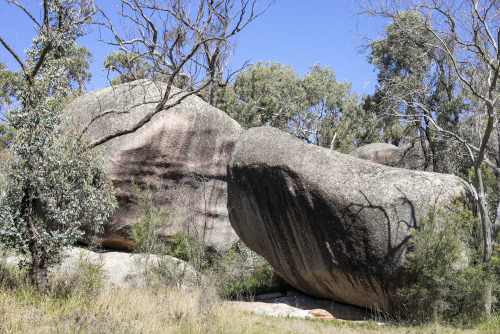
[91,0,272,148]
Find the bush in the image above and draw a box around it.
[399,201,496,322]
[210,241,291,299]
[50,251,104,299]
[130,180,290,297]
[0,257,30,290]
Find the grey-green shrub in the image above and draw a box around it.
[50,251,104,299]
[210,241,291,299]
[400,202,496,322]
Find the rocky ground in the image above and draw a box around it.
[230,291,377,322]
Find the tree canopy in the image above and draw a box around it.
[361,2,500,297]
[218,61,372,152]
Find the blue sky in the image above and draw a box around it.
[0,1,388,95]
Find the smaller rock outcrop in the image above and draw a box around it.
[229,291,370,321]
[386,140,433,171]
[349,143,398,165]
[57,247,197,287]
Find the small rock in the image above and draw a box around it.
[308,309,335,320]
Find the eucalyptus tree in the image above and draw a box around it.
[0,61,17,149]
[367,11,435,166]
[0,0,116,295]
[1,42,92,150]
[366,10,468,172]
[218,61,302,130]
[218,61,369,152]
[360,0,500,273]
[67,44,93,94]
[296,64,369,152]
[103,50,151,85]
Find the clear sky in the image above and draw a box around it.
[0,1,388,96]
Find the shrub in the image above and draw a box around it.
[0,254,30,290]
[399,201,496,322]
[130,179,290,297]
[50,250,105,299]
[210,241,291,299]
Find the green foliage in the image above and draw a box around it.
[369,11,435,80]
[365,11,433,146]
[50,251,104,299]
[0,254,30,290]
[0,61,19,150]
[218,61,370,152]
[0,133,116,255]
[400,202,496,322]
[0,0,116,294]
[66,44,93,93]
[0,122,14,150]
[466,164,499,225]
[212,241,291,299]
[165,231,192,262]
[103,51,151,85]
[218,61,301,129]
[365,10,470,172]
[0,61,19,109]
[130,181,169,255]
[130,180,289,297]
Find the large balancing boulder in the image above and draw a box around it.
[63,80,242,250]
[227,127,470,310]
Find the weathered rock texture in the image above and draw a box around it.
[57,247,197,287]
[229,291,371,321]
[349,143,398,165]
[386,140,433,171]
[63,80,242,250]
[227,127,470,310]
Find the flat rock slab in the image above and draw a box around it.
[229,291,372,321]
[56,247,197,287]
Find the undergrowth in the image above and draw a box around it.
[0,259,497,333]
[399,200,499,325]
[129,180,291,298]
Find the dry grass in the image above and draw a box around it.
[0,250,498,333]
[0,283,499,333]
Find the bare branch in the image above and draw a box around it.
[5,0,41,28]
[0,35,26,73]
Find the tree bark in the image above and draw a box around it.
[495,126,500,230]
[476,165,493,261]
[476,110,495,263]
[29,240,49,295]
[208,81,218,107]
[20,183,50,295]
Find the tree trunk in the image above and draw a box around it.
[416,120,433,172]
[20,183,50,295]
[495,126,500,230]
[29,240,49,295]
[476,166,493,261]
[208,81,218,107]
